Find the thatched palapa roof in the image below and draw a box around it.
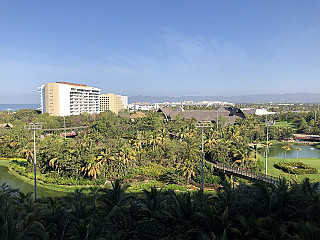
[0,123,13,128]
[158,107,247,125]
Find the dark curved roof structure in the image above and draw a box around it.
[158,107,248,125]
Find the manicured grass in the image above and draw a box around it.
[0,159,10,167]
[266,157,320,182]
[8,168,79,194]
[274,121,298,131]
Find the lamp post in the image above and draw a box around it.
[216,108,219,131]
[24,122,43,200]
[196,122,212,192]
[265,120,273,176]
[63,116,66,138]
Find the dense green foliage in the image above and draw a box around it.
[1,106,320,238]
[1,105,319,187]
[1,178,320,240]
[275,162,318,175]
[0,109,284,186]
[269,105,320,135]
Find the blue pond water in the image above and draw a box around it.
[267,143,320,159]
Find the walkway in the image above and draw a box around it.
[209,161,279,185]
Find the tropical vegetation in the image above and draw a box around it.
[1,177,320,240]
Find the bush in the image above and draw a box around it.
[158,169,183,184]
[275,162,318,174]
[127,163,168,179]
[162,184,187,191]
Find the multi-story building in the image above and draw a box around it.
[129,102,160,111]
[100,93,128,114]
[38,82,101,116]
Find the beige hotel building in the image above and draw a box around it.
[100,93,128,114]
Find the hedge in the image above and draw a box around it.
[275,162,318,174]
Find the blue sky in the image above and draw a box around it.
[1,0,320,103]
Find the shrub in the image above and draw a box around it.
[158,169,183,184]
[127,163,168,179]
[275,162,318,174]
[162,184,187,191]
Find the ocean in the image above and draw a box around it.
[0,104,40,112]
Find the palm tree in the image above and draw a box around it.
[231,215,262,239]
[204,136,217,150]
[232,148,249,168]
[141,186,170,221]
[18,142,34,161]
[98,180,133,222]
[89,186,100,210]
[168,191,195,231]
[182,160,195,184]
[81,155,103,180]
[296,147,302,159]
[301,178,320,222]
[294,221,320,240]
[117,145,136,165]
[157,128,168,150]
[148,131,162,151]
[282,145,291,160]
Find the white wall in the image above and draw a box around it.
[59,84,71,116]
[121,96,128,109]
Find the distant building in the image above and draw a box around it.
[130,103,160,111]
[254,108,277,115]
[121,96,128,109]
[100,93,128,114]
[240,108,278,116]
[129,100,234,111]
[38,82,101,116]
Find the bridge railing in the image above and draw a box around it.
[211,161,279,185]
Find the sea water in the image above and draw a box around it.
[0,104,39,112]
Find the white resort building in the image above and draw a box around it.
[38,82,101,116]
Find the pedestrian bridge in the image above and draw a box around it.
[209,161,279,185]
[293,134,320,142]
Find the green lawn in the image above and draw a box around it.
[266,157,320,182]
[0,159,10,167]
[274,121,298,131]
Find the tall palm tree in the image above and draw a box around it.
[81,155,103,180]
[282,146,291,160]
[296,147,302,159]
[182,160,195,184]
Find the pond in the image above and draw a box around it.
[0,162,66,197]
[267,142,320,159]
